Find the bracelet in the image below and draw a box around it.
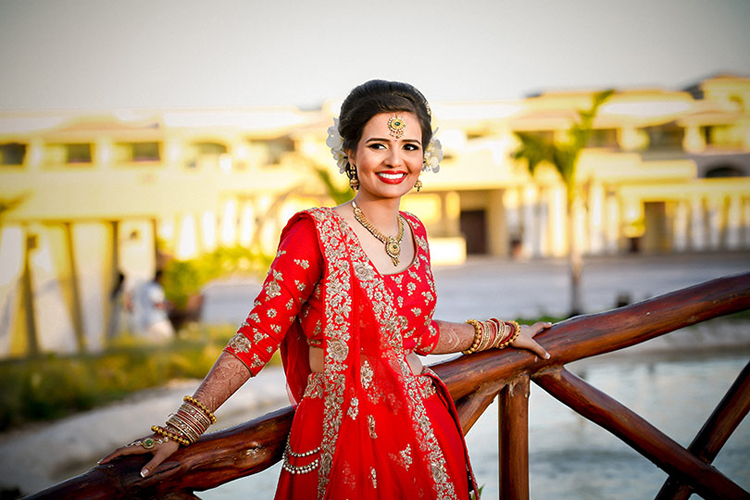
[495,320,521,349]
[462,319,483,355]
[151,424,191,446]
[184,395,217,424]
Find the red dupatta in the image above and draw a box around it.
[280,208,462,500]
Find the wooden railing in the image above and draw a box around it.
[25,272,750,500]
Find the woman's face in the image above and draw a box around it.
[347,112,422,201]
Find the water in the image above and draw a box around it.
[197,350,750,499]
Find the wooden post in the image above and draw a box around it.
[498,375,530,500]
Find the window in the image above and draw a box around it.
[186,141,228,169]
[115,142,161,163]
[587,128,618,149]
[704,125,744,149]
[260,136,295,165]
[644,124,684,150]
[66,143,92,163]
[0,142,26,166]
[45,143,93,165]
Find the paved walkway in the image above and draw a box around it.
[2,251,749,496]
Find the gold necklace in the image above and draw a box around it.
[352,201,405,266]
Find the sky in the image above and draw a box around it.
[1,0,749,112]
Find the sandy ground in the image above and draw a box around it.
[0,366,288,497]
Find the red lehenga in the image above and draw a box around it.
[224,207,476,499]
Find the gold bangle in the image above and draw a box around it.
[496,321,521,350]
[462,319,483,355]
[151,424,191,446]
[184,395,217,424]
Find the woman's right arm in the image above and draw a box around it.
[99,216,323,477]
[98,352,251,477]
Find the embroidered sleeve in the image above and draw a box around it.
[224,216,322,376]
[415,319,440,355]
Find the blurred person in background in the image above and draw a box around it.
[101,80,550,499]
[130,270,174,342]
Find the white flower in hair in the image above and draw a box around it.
[326,118,348,174]
[423,132,443,173]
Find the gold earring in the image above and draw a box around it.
[348,164,359,190]
[414,179,423,192]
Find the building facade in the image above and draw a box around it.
[1,75,749,357]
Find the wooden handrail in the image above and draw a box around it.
[24,272,750,499]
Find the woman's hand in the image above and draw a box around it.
[511,321,552,360]
[98,434,180,478]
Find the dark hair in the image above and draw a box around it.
[338,80,433,155]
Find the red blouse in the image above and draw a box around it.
[224,212,441,377]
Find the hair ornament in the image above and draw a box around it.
[326,118,349,174]
[387,116,406,138]
[422,130,442,173]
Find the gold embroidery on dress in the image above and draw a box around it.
[361,360,374,390]
[367,414,378,439]
[226,333,252,353]
[347,396,359,420]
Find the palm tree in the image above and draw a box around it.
[512,89,613,316]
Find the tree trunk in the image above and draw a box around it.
[567,198,583,316]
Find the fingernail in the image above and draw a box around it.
[545,352,551,359]
[97,459,102,465]
[140,469,149,478]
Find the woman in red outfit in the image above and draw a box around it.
[101,80,551,499]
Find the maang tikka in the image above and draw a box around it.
[387,116,406,138]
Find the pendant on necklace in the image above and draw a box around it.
[386,237,401,266]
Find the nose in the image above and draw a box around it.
[385,147,404,167]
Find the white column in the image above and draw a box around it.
[239,200,255,248]
[706,197,723,250]
[605,192,620,254]
[547,185,567,257]
[220,198,239,247]
[522,185,539,258]
[201,210,217,252]
[673,200,689,252]
[690,196,706,251]
[725,194,742,250]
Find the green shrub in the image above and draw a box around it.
[0,325,278,431]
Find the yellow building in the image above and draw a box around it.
[1,75,749,357]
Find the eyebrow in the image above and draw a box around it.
[365,136,422,145]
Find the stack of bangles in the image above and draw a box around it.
[150,395,217,447]
[462,318,521,355]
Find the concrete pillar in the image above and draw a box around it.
[220,198,239,246]
[673,200,689,252]
[521,185,539,258]
[486,189,508,257]
[27,138,44,171]
[605,190,620,254]
[683,125,706,153]
[504,189,522,258]
[690,196,706,251]
[725,194,742,250]
[95,136,114,168]
[547,185,567,257]
[705,196,723,250]
[239,199,255,248]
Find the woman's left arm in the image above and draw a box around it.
[431,319,552,359]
